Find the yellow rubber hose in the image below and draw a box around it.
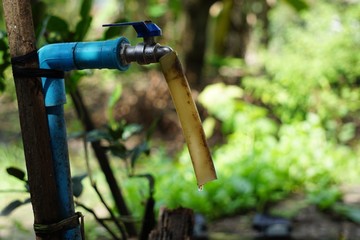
[159,51,217,188]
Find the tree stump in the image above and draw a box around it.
[149,207,194,240]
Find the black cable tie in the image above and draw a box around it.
[11,51,65,79]
[33,212,84,237]
[12,66,65,79]
[11,50,39,65]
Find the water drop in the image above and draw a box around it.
[198,185,203,191]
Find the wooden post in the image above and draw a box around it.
[2,0,62,239]
[149,207,194,240]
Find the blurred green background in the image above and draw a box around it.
[1,0,360,239]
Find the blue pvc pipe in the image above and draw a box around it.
[38,37,129,239]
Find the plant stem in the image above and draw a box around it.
[70,87,137,236]
[92,183,128,240]
[83,138,128,239]
[75,201,121,240]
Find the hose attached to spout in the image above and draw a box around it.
[159,51,217,188]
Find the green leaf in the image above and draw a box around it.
[73,0,93,42]
[283,0,309,12]
[108,84,123,109]
[74,17,92,42]
[0,78,5,92]
[46,15,70,42]
[86,129,112,142]
[47,16,69,34]
[147,4,167,18]
[6,167,26,182]
[122,124,143,139]
[102,17,128,40]
[308,187,341,210]
[1,199,31,216]
[146,118,159,141]
[108,143,128,159]
[103,25,122,40]
[338,122,355,143]
[31,1,47,35]
[72,173,87,198]
[67,131,86,140]
[80,0,92,19]
[169,0,182,18]
[130,142,149,170]
[0,33,10,92]
[0,37,8,51]
[108,124,124,141]
[107,85,123,125]
[333,204,360,224]
[103,27,120,40]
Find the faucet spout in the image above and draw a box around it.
[155,45,173,60]
[121,42,173,65]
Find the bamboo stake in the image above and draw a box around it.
[2,1,62,239]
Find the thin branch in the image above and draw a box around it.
[92,183,128,240]
[0,189,29,193]
[75,201,120,240]
[83,139,128,239]
[83,137,95,185]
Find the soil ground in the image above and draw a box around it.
[209,205,360,240]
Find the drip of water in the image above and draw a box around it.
[198,185,204,191]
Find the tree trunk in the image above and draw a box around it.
[213,0,234,56]
[226,0,251,58]
[149,207,194,240]
[182,0,217,88]
[2,0,62,239]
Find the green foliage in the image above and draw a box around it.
[307,186,341,210]
[332,203,360,224]
[41,0,93,43]
[0,30,10,92]
[102,17,128,40]
[146,0,182,19]
[45,16,70,42]
[85,117,150,176]
[1,165,87,215]
[142,82,358,219]
[143,1,360,219]
[107,84,123,127]
[282,0,309,12]
[0,0,95,91]
[74,0,93,42]
[244,2,360,133]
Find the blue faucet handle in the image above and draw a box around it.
[102,21,162,38]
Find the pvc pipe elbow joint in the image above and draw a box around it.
[38,37,130,71]
[38,37,130,106]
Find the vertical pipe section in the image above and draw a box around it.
[159,51,217,188]
[39,44,81,240]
